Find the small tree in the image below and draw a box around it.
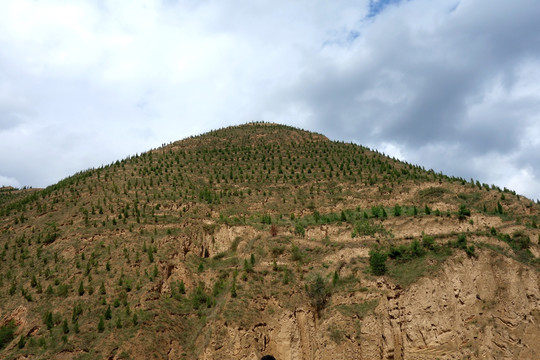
[369,248,387,276]
[105,305,112,320]
[78,281,85,296]
[307,274,331,316]
[45,311,54,330]
[458,205,471,221]
[97,316,105,333]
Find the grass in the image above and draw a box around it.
[0,123,537,358]
[336,299,379,319]
[387,251,452,287]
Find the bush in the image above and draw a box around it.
[307,274,331,315]
[98,316,105,333]
[458,205,471,220]
[465,245,476,258]
[422,235,435,250]
[294,223,305,237]
[369,249,387,275]
[191,282,214,310]
[0,320,17,350]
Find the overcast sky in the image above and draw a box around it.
[1,0,540,201]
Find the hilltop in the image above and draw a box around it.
[0,123,539,359]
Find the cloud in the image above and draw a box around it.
[0,0,539,201]
[0,175,20,188]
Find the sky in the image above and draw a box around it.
[1,0,540,201]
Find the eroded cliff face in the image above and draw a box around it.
[190,249,539,360]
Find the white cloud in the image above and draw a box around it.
[0,0,539,201]
[0,175,21,188]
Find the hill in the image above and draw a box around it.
[0,122,539,359]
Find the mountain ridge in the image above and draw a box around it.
[0,122,539,359]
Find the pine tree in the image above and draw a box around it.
[97,317,105,332]
[105,305,112,320]
[78,281,85,296]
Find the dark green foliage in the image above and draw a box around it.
[178,280,186,294]
[98,316,105,332]
[497,201,503,214]
[243,259,253,273]
[78,281,85,296]
[393,204,402,217]
[43,222,60,244]
[422,235,435,251]
[291,244,303,262]
[465,245,476,258]
[458,204,471,220]
[105,305,112,320]
[62,319,69,334]
[72,302,83,322]
[230,278,237,298]
[369,249,387,275]
[306,274,331,315]
[294,223,305,237]
[17,335,26,349]
[410,239,426,258]
[191,282,214,310]
[332,271,339,286]
[351,219,386,237]
[44,311,54,330]
[456,233,468,250]
[0,320,17,350]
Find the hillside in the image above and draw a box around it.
[0,122,539,359]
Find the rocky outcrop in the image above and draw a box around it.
[190,249,539,359]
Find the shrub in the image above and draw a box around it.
[458,205,471,220]
[291,244,302,262]
[369,249,387,275]
[307,274,331,315]
[410,239,426,258]
[44,312,54,330]
[0,320,17,350]
[294,223,305,237]
[422,235,435,250]
[98,317,105,332]
[191,282,214,310]
[465,245,476,258]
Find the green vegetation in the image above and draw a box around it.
[0,123,536,359]
[0,320,17,350]
[306,274,331,316]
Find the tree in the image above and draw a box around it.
[369,248,387,276]
[78,281,85,296]
[105,305,112,320]
[97,316,105,333]
[45,311,54,330]
[307,274,331,316]
[458,204,471,220]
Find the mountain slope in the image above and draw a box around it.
[0,122,539,359]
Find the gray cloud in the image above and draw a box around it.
[0,0,539,200]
